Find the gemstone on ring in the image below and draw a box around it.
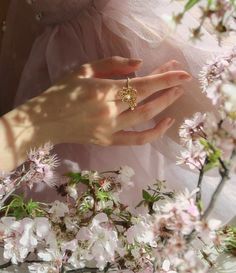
[118,78,137,110]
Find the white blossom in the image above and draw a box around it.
[34,217,51,239]
[77,213,119,270]
[177,142,206,170]
[81,170,100,182]
[161,260,177,273]
[28,263,58,273]
[66,185,78,200]
[117,166,135,190]
[221,82,236,112]
[126,217,156,247]
[48,201,69,220]
[179,113,207,144]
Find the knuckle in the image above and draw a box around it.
[135,77,145,90]
[170,59,179,67]
[109,56,122,66]
[78,64,88,76]
[162,73,173,86]
[140,104,153,120]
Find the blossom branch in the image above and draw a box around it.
[203,158,230,219]
[0,260,12,269]
[173,0,236,40]
[66,268,99,273]
[196,159,207,205]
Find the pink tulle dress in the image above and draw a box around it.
[0,0,235,222]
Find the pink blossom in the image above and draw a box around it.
[177,142,206,170]
[196,219,221,242]
[199,48,236,119]
[179,112,207,144]
[26,142,60,188]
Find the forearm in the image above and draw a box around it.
[0,93,59,172]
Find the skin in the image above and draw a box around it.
[0,56,192,172]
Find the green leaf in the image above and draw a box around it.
[10,195,24,208]
[66,172,89,185]
[207,0,213,6]
[152,195,162,202]
[142,190,153,201]
[3,195,44,219]
[13,207,27,219]
[197,199,204,212]
[96,190,111,201]
[184,0,201,11]
[26,199,43,216]
[199,139,221,171]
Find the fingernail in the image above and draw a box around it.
[180,73,192,81]
[129,58,143,66]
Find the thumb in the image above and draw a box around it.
[77,56,142,78]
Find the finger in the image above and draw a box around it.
[150,60,183,75]
[77,56,142,79]
[116,86,184,131]
[115,71,191,102]
[112,118,175,145]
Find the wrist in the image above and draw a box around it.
[0,105,58,171]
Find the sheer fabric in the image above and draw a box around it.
[0,0,235,222]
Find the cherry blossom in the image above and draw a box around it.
[48,201,69,220]
[77,213,119,270]
[28,263,59,273]
[160,260,177,273]
[126,217,156,247]
[199,48,236,120]
[177,142,207,170]
[0,143,229,273]
[117,165,135,190]
[179,112,207,144]
[66,184,78,200]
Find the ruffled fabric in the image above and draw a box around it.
[14,0,221,144]
[1,0,235,222]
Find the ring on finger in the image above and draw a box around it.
[118,77,138,111]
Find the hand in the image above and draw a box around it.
[41,56,192,146]
[0,57,191,171]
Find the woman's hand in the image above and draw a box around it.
[0,56,191,171]
[44,57,192,146]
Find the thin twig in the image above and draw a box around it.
[196,164,205,204]
[66,268,99,273]
[203,159,229,219]
[0,261,12,269]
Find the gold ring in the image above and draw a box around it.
[118,77,137,110]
